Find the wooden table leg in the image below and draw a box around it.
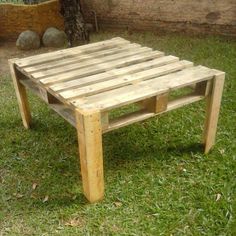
[203,71,225,154]
[76,109,104,203]
[9,59,31,129]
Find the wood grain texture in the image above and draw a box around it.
[9,59,31,129]
[76,109,104,203]
[203,71,225,154]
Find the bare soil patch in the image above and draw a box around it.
[0,41,58,76]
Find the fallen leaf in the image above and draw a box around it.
[151,213,159,217]
[32,183,38,190]
[43,195,49,203]
[65,218,84,227]
[177,164,187,172]
[216,193,221,201]
[114,201,122,207]
[13,193,24,199]
[57,226,64,230]
[30,194,37,199]
[16,194,24,199]
[219,149,225,155]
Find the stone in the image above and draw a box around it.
[16,30,40,50]
[42,27,67,48]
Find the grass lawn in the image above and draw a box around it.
[0,30,235,235]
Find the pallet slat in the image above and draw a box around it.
[31,46,152,79]
[72,66,215,111]
[59,60,193,100]
[104,94,204,133]
[23,44,142,73]
[39,51,164,85]
[50,55,178,92]
[15,37,130,67]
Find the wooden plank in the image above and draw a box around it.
[59,60,192,100]
[72,66,215,112]
[39,87,60,104]
[142,93,169,113]
[20,78,68,107]
[31,45,151,79]
[76,109,104,203]
[20,78,41,98]
[8,59,31,129]
[50,55,178,92]
[23,43,142,73]
[15,37,130,67]
[104,94,204,133]
[105,109,154,133]
[167,94,204,110]
[101,112,109,129]
[203,71,225,154]
[195,80,212,96]
[39,51,164,85]
[50,104,76,127]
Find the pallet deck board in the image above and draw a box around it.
[49,55,179,92]
[59,60,193,100]
[38,51,164,85]
[71,66,215,111]
[31,46,153,79]
[16,37,130,67]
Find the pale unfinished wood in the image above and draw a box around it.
[39,87,60,104]
[50,55,179,92]
[72,66,216,112]
[39,51,164,85]
[24,43,141,73]
[76,109,104,202]
[104,94,204,133]
[142,93,169,113]
[16,37,129,67]
[31,46,152,79]
[101,112,109,130]
[50,104,76,127]
[59,60,192,100]
[9,37,226,203]
[9,59,31,129]
[203,71,225,154]
[195,80,212,96]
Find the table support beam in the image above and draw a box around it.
[203,71,225,154]
[76,109,104,202]
[9,59,31,129]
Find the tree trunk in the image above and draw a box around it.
[59,0,89,47]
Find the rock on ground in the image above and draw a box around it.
[42,27,67,47]
[16,30,40,50]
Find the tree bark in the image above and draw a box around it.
[59,0,89,47]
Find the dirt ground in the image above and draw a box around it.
[0,41,58,76]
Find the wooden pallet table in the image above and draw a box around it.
[9,37,225,203]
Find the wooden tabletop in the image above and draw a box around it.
[14,37,218,112]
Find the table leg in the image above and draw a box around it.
[203,72,225,154]
[76,109,104,203]
[9,59,31,129]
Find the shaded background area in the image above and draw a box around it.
[0,0,64,41]
[81,0,236,37]
[1,0,236,41]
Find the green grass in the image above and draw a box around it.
[0,30,236,235]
